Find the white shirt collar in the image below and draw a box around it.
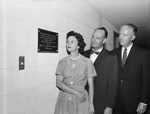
[121,43,133,58]
[90,47,103,63]
[92,47,103,53]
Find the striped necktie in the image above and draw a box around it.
[122,48,127,67]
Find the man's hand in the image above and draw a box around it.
[136,102,147,114]
[104,107,112,114]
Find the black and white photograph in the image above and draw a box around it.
[0,0,150,114]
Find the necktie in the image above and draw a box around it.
[91,50,99,55]
[122,48,127,67]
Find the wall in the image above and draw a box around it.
[0,0,118,114]
[102,17,119,50]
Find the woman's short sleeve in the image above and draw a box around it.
[55,61,64,76]
[87,59,97,78]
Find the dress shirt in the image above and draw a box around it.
[121,43,133,60]
[90,47,103,63]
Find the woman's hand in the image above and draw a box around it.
[75,91,87,103]
[89,102,94,114]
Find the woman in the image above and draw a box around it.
[54,31,97,114]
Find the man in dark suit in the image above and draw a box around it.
[111,23,150,114]
[82,27,118,114]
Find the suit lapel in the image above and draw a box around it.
[83,48,106,66]
[94,48,105,65]
[84,50,91,58]
[116,47,123,69]
[123,45,136,67]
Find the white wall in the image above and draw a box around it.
[0,0,118,114]
[102,17,119,50]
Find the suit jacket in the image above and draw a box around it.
[82,48,118,114]
[111,44,150,113]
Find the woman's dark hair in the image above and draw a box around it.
[66,31,86,54]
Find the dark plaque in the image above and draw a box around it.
[38,28,58,53]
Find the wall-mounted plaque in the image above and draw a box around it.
[38,28,58,53]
